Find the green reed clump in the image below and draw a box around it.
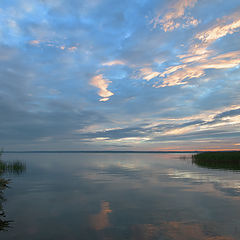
[0,150,26,175]
[0,161,26,175]
[192,151,240,170]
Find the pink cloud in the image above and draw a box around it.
[90,74,114,102]
[139,68,160,81]
[29,40,40,45]
[102,60,125,66]
[153,11,240,87]
[196,13,240,44]
[151,0,199,31]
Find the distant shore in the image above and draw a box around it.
[3,150,199,154]
[3,150,240,154]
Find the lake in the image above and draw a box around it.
[1,153,240,240]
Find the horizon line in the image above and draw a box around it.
[3,150,240,154]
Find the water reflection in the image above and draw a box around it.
[131,222,235,240]
[90,201,112,230]
[167,169,240,195]
[0,154,26,231]
[0,153,239,240]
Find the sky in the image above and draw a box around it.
[0,0,240,151]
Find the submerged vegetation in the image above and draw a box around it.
[192,151,240,171]
[0,150,26,231]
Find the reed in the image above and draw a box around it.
[0,161,26,175]
[192,151,240,170]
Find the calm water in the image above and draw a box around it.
[1,153,240,240]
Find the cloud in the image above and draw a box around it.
[138,68,160,81]
[90,74,114,101]
[68,46,77,51]
[152,10,240,87]
[162,125,197,136]
[28,39,78,52]
[99,97,110,102]
[102,60,125,66]
[196,12,240,44]
[153,106,240,142]
[156,65,204,87]
[215,108,240,119]
[29,40,40,45]
[151,0,199,31]
[154,50,240,87]
[73,105,240,147]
